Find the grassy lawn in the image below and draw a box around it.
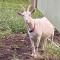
[0,1,43,37]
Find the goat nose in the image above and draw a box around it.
[25,18,29,21]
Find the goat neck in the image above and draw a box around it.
[27,17,35,32]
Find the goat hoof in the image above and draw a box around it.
[31,53,37,58]
[36,52,42,58]
[31,53,42,58]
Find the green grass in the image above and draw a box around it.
[47,43,60,57]
[0,0,31,4]
[0,1,43,37]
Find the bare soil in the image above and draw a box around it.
[0,30,60,60]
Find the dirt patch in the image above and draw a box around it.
[0,31,60,60]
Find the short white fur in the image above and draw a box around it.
[18,5,59,58]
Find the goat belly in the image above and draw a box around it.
[41,18,54,39]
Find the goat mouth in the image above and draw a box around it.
[29,28,34,32]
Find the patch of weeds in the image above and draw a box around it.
[47,43,60,57]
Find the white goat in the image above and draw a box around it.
[17,5,59,58]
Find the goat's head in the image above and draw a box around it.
[17,5,35,23]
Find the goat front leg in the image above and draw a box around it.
[29,36,37,57]
[28,32,36,57]
[35,36,42,58]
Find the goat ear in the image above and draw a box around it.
[31,9,35,13]
[17,12,23,16]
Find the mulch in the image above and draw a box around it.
[0,30,60,60]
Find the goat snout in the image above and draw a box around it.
[24,16,29,20]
